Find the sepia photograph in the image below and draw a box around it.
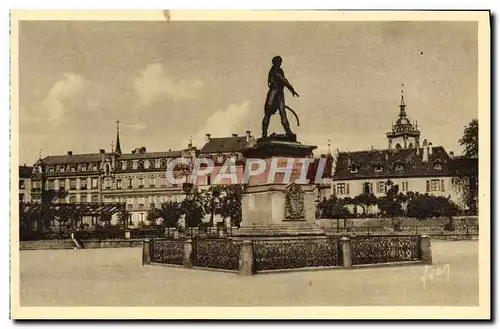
[10,10,490,320]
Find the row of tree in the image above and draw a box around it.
[144,185,244,229]
[318,180,461,225]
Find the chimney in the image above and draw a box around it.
[205,133,211,143]
[449,151,455,159]
[428,142,433,156]
[246,130,251,143]
[99,149,105,154]
[422,140,428,162]
[232,133,238,137]
[67,151,73,156]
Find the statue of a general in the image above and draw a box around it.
[261,56,300,138]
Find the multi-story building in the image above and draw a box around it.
[331,89,469,210]
[19,165,33,203]
[29,122,262,226]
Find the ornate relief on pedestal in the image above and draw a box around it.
[284,183,305,220]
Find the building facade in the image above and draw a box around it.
[19,165,33,203]
[330,89,468,210]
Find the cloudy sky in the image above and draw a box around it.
[18,20,477,165]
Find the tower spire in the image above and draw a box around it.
[115,119,122,154]
[399,83,407,117]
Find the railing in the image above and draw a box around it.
[193,238,239,271]
[326,224,479,236]
[349,235,420,265]
[150,239,184,265]
[145,235,432,275]
[253,237,340,272]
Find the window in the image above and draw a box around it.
[81,164,87,172]
[116,179,122,189]
[70,195,76,203]
[70,166,76,172]
[394,162,404,171]
[434,160,443,171]
[138,177,144,188]
[138,161,144,170]
[19,193,24,202]
[48,180,55,190]
[127,161,133,170]
[207,174,211,185]
[374,164,383,172]
[150,177,156,187]
[59,180,66,190]
[91,194,98,203]
[349,164,358,173]
[80,179,87,190]
[105,164,111,176]
[91,178,98,189]
[92,164,98,171]
[59,166,65,173]
[376,181,386,194]
[49,167,55,173]
[161,160,167,169]
[144,160,150,169]
[401,181,409,192]
[217,155,224,164]
[427,179,444,192]
[160,176,167,187]
[362,182,373,194]
[395,143,402,150]
[70,179,77,190]
[81,194,88,203]
[138,197,145,209]
[104,178,111,189]
[337,183,349,195]
[19,180,25,189]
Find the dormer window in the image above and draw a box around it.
[434,160,443,171]
[349,164,358,173]
[394,161,404,171]
[138,161,144,170]
[59,166,65,173]
[81,164,87,172]
[373,163,383,172]
[127,161,133,170]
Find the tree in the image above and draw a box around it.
[180,189,205,227]
[459,118,478,158]
[219,185,244,227]
[202,185,224,226]
[453,118,479,214]
[158,201,183,228]
[353,192,378,216]
[317,195,350,231]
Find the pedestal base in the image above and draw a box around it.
[232,222,325,241]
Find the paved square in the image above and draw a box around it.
[19,240,478,306]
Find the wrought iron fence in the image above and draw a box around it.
[151,239,184,265]
[130,228,164,239]
[193,238,239,271]
[326,224,479,236]
[350,235,420,265]
[253,238,340,272]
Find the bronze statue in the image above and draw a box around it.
[261,56,300,138]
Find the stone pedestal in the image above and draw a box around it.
[233,136,325,240]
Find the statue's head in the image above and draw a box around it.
[272,56,282,67]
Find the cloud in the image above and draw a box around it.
[133,63,203,106]
[42,73,89,123]
[182,101,251,148]
[122,123,146,134]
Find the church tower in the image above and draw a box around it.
[386,84,421,150]
[115,119,122,154]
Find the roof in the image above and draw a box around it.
[119,151,182,160]
[40,153,104,165]
[333,146,453,180]
[39,150,183,165]
[200,136,255,154]
[19,166,33,178]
